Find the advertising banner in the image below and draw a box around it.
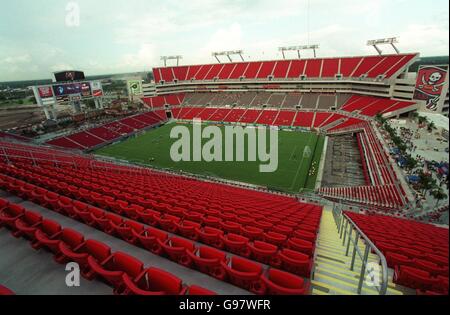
[413,65,449,111]
[128,80,143,96]
[38,86,54,98]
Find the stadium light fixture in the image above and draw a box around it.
[160,55,183,67]
[211,50,245,63]
[367,37,400,55]
[278,45,320,59]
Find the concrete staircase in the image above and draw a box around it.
[310,208,411,295]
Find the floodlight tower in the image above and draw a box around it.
[367,37,400,55]
[211,50,245,63]
[278,45,320,59]
[160,55,183,67]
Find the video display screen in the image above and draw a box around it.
[53,82,91,97]
[54,71,85,82]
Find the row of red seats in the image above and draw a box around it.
[0,197,214,295]
[46,111,167,150]
[172,106,367,131]
[319,185,403,210]
[31,164,322,241]
[0,141,150,175]
[0,176,311,295]
[321,122,407,210]
[341,95,416,117]
[142,94,185,108]
[0,131,30,142]
[345,211,448,295]
[153,54,417,83]
[1,164,320,279]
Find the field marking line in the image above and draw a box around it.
[289,145,299,161]
[289,133,314,191]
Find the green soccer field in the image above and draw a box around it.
[95,122,325,193]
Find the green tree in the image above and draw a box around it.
[404,155,418,170]
[418,115,427,125]
[431,188,448,208]
[418,171,436,195]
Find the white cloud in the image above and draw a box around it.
[200,23,243,57]
[50,63,75,72]
[398,23,450,56]
[119,43,158,71]
[0,54,31,65]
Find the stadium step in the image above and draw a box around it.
[311,208,406,295]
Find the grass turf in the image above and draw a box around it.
[95,122,325,193]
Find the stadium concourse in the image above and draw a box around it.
[0,52,448,296]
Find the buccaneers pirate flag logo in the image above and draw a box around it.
[413,65,448,111]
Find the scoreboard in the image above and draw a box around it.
[54,70,85,82]
[53,82,92,97]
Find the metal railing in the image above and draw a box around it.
[333,207,389,295]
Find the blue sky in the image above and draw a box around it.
[0,0,448,81]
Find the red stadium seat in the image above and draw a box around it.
[0,285,15,295]
[132,227,168,255]
[187,246,227,280]
[287,238,314,256]
[279,249,312,278]
[385,252,412,269]
[121,267,187,295]
[53,229,85,263]
[221,256,264,294]
[13,210,43,239]
[158,236,196,267]
[59,239,112,280]
[88,252,144,292]
[394,266,439,292]
[176,220,201,240]
[221,233,251,257]
[0,203,25,230]
[31,219,62,250]
[159,214,181,233]
[248,241,280,266]
[261,269,310,295]
[187,285,217,295]
[220,221,241,234]
[263,231,287,247]
[195,227,224,248]
[241,225,264,241]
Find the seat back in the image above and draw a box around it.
[114,252,144,278]
[40,219,61,236]
[22,211,42,225]
[86,240,111,261]
[147,267,183,294]
[199,246,226,261]
[268,268,304,289]
[231,256,262,274]
[171,237,195,252]
[61,229,85,248]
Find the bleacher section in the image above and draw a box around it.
[344,212,448,295]
[171,92,412,119]
[153,54,418,84]
[0,140,323,295]
[320,122,408,210]
[341,95,416,117]
[142,94,185,108]
[46,111,167,151]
